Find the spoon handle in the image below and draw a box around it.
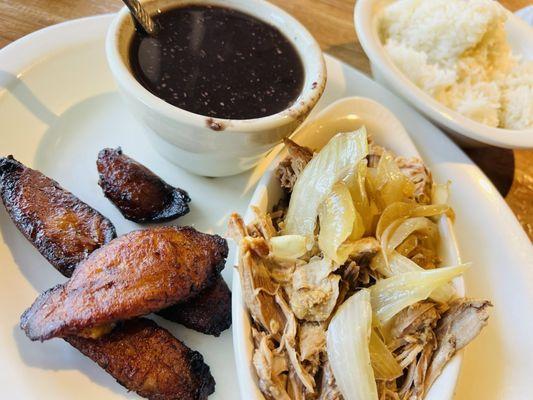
[123,0,158,35]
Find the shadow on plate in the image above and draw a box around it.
[12,325,138,398]
[0,70,58,126]
[0,69,67,290]
[0,209,64,293]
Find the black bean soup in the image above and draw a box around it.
[129,5,305,120]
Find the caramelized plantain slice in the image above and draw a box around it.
[66,318,215,400]
[158,276,232,337]
[0,156,116,277]
[21,226,228,341]
[97,148,190,223]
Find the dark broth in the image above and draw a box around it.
[129,5,305,120]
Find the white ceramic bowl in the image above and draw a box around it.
[106,0,326,177]
[355,0,533,149]
[232,97,465,400]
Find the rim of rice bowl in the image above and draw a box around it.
[355,0,533,149]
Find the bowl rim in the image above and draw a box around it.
[354,0,533,149]
[232,96,464,400]
[105,0,327,133]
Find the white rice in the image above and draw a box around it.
[379,0,533,130]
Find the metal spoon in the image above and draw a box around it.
[122,0,158,35]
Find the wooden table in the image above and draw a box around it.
[1,0,531,240]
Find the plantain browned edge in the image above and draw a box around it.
[65,318,215,400]
[0,155,116,276]
[20,226,229,341]
[158,275,232,336]
[97,148,190,223]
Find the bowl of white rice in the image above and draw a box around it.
[355,0,533,148]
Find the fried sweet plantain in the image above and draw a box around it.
[97,148,190,223]
[21,226,228,341]
[0,156,116,276]
[66,318,215,400]
[158,276,232,337]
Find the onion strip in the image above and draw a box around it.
[318,182,358,264]
[370,264,468,325]
[370,329,403,380]
[327,289,378,400]
[376,202,451,239]
[284,129,369,243]
[371,251,456,303]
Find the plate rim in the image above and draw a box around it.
[0,14,114,81]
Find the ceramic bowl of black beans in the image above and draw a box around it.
[106,0,327,177]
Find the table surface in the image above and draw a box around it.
[0,0,531,240]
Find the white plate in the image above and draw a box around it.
[0,14,531,400]
[232,96,465,400]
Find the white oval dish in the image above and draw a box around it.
[354,0,533,149]
[232,97,464,400]
[106,0,326,177]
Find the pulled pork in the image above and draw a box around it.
[275,139,314,193]
[386,299,492,400]
[395,157,432,205]
[230,136,490,400]
[229,211,328,397]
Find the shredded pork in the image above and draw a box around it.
[276,139,314,193]
[395,157,433,204]
[230,135,490,400]
[425,299,492,391]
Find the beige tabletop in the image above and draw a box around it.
[1,0,532,240]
